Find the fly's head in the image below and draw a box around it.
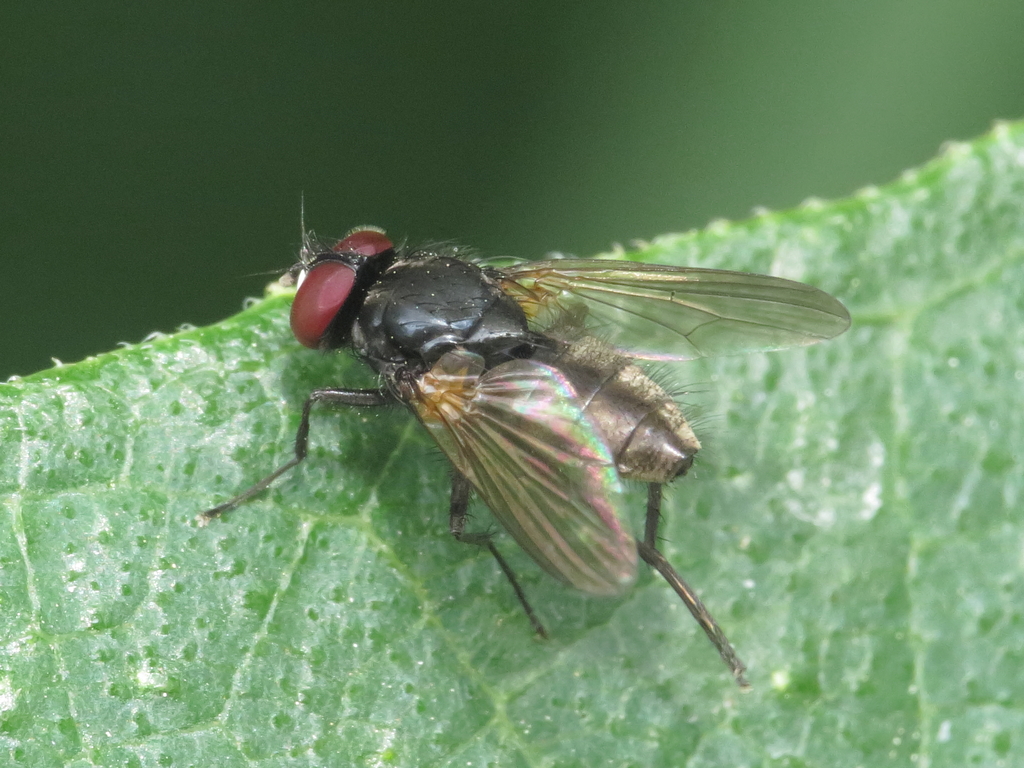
[288,225,396,351]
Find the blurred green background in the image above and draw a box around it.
[3,2,1024,380]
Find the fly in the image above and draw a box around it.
[199,225,851,687]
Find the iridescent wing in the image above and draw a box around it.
[501,259,851,361]
[410,350,637,595]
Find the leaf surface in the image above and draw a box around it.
[2,122,1024,767]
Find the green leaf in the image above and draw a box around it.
[3,120,1024,767]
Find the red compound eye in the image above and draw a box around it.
[290,261,357,348]
[334,228,393,256]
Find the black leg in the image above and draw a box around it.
[198,387,389,523]
[644,483,663,547]
[448,474,548,638]
[639,483,749,688]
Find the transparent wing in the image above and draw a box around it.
[411,351,637,595]
[502,259,851,361]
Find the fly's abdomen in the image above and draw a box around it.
[552,337,701,483]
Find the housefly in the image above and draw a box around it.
[199,225,850,687]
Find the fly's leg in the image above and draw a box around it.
[643,483,663,547]
[639,483,750,688]
[449,474,548,638]
[198,387,390,524]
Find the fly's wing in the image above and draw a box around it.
[501,259,851,361]
[411,351,637,596]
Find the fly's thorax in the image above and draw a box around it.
[550,336,700,483]
[352,254,531,370]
